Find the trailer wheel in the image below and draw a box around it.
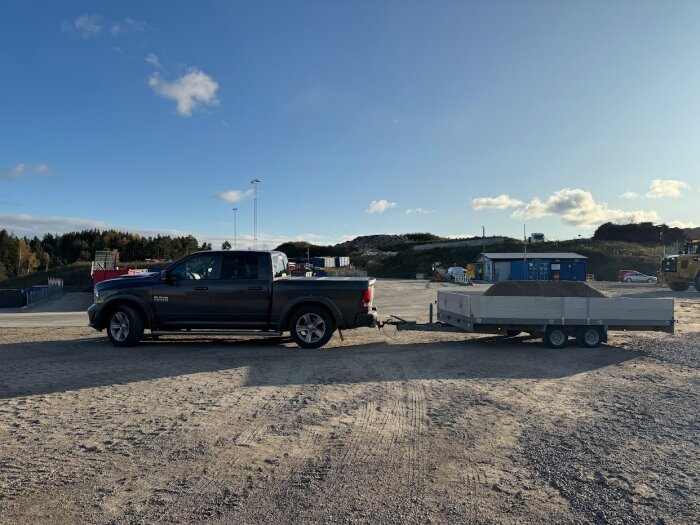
[543,327,568,349]
[290,306,334,349]
[576,327,602,348]
[668,282,690,292]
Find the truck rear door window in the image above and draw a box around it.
[220,253,260,280]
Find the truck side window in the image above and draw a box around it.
[170,254,219,280]
[221,253,260,280]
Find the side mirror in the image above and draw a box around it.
[162,269,177,282]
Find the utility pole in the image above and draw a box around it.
[232,208,238,248]
[523,224,528,280]
[250,179,260,248]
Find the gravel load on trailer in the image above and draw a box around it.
[484,281,607,298]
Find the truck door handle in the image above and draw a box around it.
[248,286,263,291]
[194,286,208,291]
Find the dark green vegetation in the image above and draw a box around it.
[593,222,686,244]
[0,263,93,292]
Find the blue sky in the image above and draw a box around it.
[1,1,698,248]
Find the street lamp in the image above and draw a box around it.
[232,207,238,248]
[250,179,260,248]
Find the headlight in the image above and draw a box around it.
[94,289,102,303]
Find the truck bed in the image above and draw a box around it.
[437,291,675,334]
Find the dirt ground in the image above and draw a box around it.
[0,281,698,524]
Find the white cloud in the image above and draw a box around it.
[620,191,639,199]
[512,188,660,227]
[647,179,690,199]
[217,189,254,203]
[471,194,523,210]
[0,164,27,179]
[668,220,697,229]
[405,208,433,215]
[148,69,219,116]
[365,200,398,214]
[111,17,151,35]
[145,53,162,68]
[73,14,102,38]
[0,164,51,179]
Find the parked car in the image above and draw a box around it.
[622,271,657,283]
[618,269,636,281]
[88,250,377,349]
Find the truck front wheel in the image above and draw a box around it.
[106,304,144,347]
[290,306,334,349]
[668,282,690,292]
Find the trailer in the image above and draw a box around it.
[393,291,675,349]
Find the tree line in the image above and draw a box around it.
[592,222,688,244]
[0,229,217,280]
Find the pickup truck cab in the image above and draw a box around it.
[88,250,377,348]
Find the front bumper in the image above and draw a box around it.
[87,303,103,330]
[355,308,378,328]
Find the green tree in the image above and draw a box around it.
[221,240,231,250]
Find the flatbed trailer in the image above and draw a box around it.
[393,291,675,348]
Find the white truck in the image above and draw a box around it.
[394,291,675,348]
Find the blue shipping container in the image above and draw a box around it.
[511,259,551,281]
[557,261,586,281]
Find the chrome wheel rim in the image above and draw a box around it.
[584,329,599,346]
[550,330,566,347]
[296,313,325,344]
[109,311,130,342]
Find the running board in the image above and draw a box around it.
[150,330,284,338]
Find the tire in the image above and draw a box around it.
[543,327,568,349]
[668,282,690,292]
[289,306,334,349]
[625,278,632,282]
[695,275,700,292]
[647,278,654,283]
[505,330,521,337]
[576,327,602,348]
[106,304,144,347]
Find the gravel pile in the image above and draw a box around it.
[484,281,607,298]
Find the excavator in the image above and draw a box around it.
[661,240,700,291]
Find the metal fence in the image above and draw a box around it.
[25,278,64,307]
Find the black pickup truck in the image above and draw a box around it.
[88,250,377,348]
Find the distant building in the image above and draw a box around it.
[474,252,587,282]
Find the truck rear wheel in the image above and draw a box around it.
[576,327,602,348]
[668,282,690,292]
[543,327,568,349]
[107,304,144,347]
[290,306,334,349]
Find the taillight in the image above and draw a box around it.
[361,288,373,308]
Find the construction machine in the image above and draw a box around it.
[660,240,700,291]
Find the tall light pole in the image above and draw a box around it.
[250,179,260,248]
[232,208,238,248]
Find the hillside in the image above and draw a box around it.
[340,237,665,281]
[0,263,93,292]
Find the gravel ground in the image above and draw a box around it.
[0,280,698,524]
